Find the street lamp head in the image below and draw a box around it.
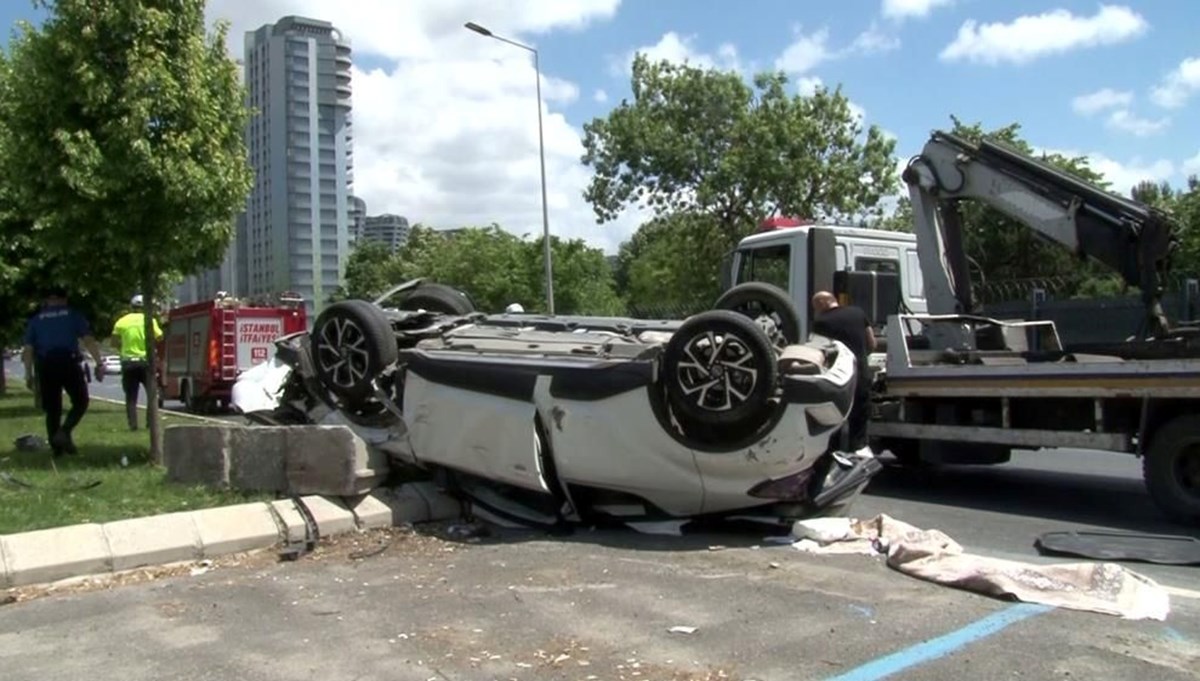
[464,22,492,37]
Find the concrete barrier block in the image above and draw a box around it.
[411,482,464,522]
[163,424,233,488]
[101,512,202,572]
[191,503,282,558]
[284,426,389,496]
[1,524,112,587]
[229,427,288,492]
[344,493,395,529]
[268,499,310,544]
[296,495,358,537]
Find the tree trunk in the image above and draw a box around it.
[143,273,164,464]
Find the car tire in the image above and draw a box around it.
[312,299,399,404]
[400,283,476,316]
[662,310,779,429]
[713,282,802,348]
[1143,415,1200,525]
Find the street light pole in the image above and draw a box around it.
[465,22,555,315]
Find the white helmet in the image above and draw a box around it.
[505,303,525,313]
[130,294,144,308]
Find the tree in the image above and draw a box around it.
[341,241,399,301]
[0,0,253,462]
[615,211,730,315]
[581,54,898,245]
[388,224,624,316]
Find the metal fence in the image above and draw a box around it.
[979,275,1200,345]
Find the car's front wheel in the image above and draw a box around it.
[662,310,779,431]
[311,300,398,404]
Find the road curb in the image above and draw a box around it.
[0,483,463,589]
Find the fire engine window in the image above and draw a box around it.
[736,244,790,290]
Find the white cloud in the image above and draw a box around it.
[1071,88,1132,116]
[939,5,1148,66]
[1151,56,1200,109]
[1104,109,1170,137]
[206,0,650,255]
[593,88,609,103]
[796,76,824,96]
[775,26,833,74]
[1184,151,1200,176]
[613,31,743,75]
[850,22,901,54]
[882,0,954,21]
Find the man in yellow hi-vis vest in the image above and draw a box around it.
[111,294,163,431]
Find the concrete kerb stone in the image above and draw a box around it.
[101,512,203,572]
[343,493,395,530]
[0,533,12,589]
[190,502,284,558]
[295,495,358,537]
[1,524,113,588]
[267,499,310,545]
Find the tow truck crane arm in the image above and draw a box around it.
[901,130,1179,340]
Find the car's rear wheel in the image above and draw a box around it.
[312,300,398,404]
[713,282,802,349]
[399,283,476,315]
[662,310,779,430]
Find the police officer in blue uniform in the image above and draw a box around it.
[20,286,105,455]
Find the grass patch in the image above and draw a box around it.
[0,385,269,535]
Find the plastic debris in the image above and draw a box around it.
[668,625,698,635]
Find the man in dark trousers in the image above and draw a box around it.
[20,286,105,455]
[811,291,877,456]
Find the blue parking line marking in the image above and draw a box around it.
[822,602,1054,681]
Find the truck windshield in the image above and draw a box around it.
[735,245,790,290]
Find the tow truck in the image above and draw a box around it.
[727,130,1200,525]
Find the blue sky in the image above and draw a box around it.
[525,0,1200,195]
[2,1,1198,252]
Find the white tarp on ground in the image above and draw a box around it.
[787,514,1170,621]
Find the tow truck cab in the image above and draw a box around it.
[725,217,925,339]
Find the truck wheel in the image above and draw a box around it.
[400,283,476,316]
[713,282,802,348]
[312,300,398,404]
[1144,416,1200,525]
[662,310,778,429]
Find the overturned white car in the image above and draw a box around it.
[232,280,880,528]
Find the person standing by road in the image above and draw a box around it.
[110,294,163,431]
[20,286,105,455]
[811,291,877,457]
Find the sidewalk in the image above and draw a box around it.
[1,483,462,589]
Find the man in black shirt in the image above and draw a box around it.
[811,291,876,455]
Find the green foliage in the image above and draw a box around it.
[0,0,253,289]
[582,55,898,241]
[615,212,731,314]
[341,240,400,301]
[0,0,254,461]
[345,224,624,316]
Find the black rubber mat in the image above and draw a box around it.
[1035,530,1200,566]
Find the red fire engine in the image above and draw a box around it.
[159,292,307,413]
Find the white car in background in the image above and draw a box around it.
[101,355,122,374]
[233,280,880,529]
